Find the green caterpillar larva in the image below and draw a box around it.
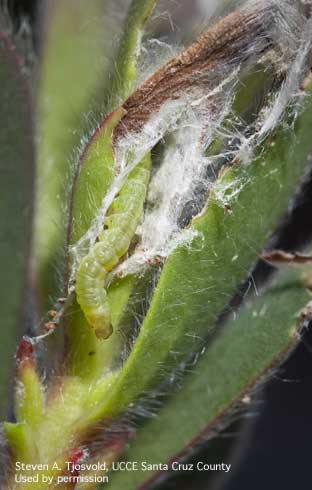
[75,153,151,339]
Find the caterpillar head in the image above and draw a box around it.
[84,310,113,340]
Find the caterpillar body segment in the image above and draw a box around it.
[76,153,151,339]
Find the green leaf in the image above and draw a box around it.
[33,0,116,311]
[3,423,30,461]
[109,0,159,104]
[106,267,311,490]
[0,32,34,419]
[66,0,160,378]
[69,108,126,244]
[64,108,144,379]
[15,364,44,431]
[90,82,312,421]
